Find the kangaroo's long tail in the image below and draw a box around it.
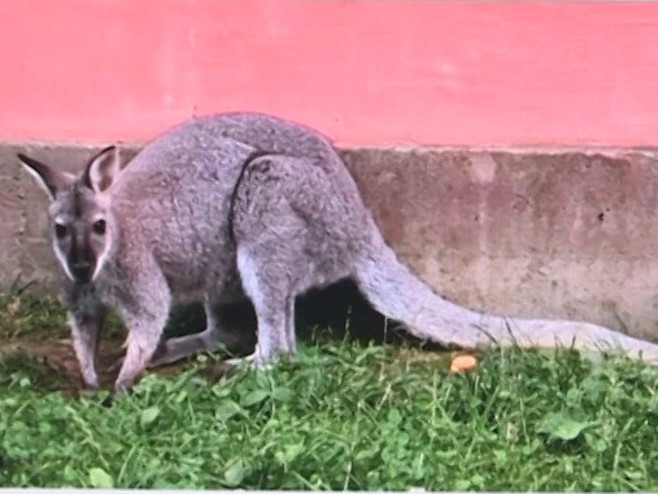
[353,228,658,363]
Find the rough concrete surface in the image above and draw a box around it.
[2,142,658,341]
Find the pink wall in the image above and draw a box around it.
[1,1,658,147]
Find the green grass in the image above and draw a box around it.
[1,288,658,490]
[1,334,658,490]
[0,284,68,340]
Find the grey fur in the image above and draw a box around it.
[19,112,658,391]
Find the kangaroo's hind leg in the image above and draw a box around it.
[149,300,249,367]
[229,245,297,367]
[228,153,361,368]
[227,155,327,367]
[148,302,220,367]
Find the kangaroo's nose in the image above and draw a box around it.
[71,263,93,283]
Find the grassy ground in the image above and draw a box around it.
[1,291,658,490]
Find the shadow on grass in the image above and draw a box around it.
[182,278,448,349]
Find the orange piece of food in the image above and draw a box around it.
[450,354,478,373]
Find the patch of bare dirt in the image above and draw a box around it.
[0,336,194,395]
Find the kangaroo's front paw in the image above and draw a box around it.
[79,383,99,397]
[113,378,135,395]
[81,372,99,391]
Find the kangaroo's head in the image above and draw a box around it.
[18,146,123,284]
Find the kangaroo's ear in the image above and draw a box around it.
[17,153,75,200]
[83,145,122,194]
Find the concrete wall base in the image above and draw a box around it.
[3,142,658,341]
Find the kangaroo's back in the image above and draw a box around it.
[195,112,340,160]
[192,113,369,210]
[111,113,374,268]
[113,112,359,206]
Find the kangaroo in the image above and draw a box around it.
[18,112,658,392]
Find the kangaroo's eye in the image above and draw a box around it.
[93,219,106,235]
[54,224,67,239]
